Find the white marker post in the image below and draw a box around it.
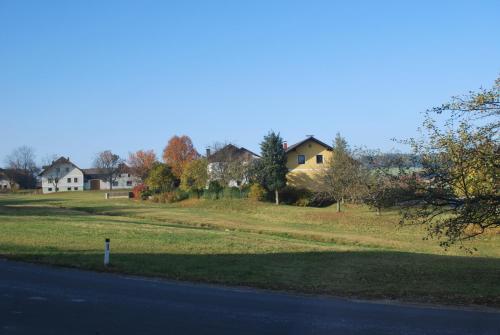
[104,238,110,266]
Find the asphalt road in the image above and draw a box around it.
[0,259,498,335]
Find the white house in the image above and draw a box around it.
[206,144,260,187]
[0,169,14,191]
[39,157,139,194]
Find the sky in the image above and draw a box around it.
[1,0,499,167]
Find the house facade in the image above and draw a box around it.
[39,157,139,194]
[285,136,332,191]
[0,169,14,191]
[206,144,260,187]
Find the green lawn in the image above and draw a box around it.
[0,191,499,307]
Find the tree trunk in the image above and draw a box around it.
[336,200,341,212]
[109,175,113,191]
[376,207,381,215]
[275,189,279,205]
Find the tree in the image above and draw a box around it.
[323,134,362,212]
[162,135,198,178]
[128,150,157,181]
[93,150,123,191]
[362,152,416,215]
[40,154,58,168]
[4,145,39,189]
[259,131,288,205]
[401,75,499,248]
[145,163,177,193]
[207,142,252,188]
[180,158,208,198]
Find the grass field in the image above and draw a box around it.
[1,191,499,307]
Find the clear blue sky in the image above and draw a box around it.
[1,0,499,167]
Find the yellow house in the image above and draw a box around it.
[285,136,332,191]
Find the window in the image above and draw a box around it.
[66,167,70,172]
[48,188,52,191]
[74,177,78,183]
[126,181,132,186]
[112,181,118,187]
[74,187,78,191]
[67,187,71,191]
[297,155,305,164]
[48,178,53,183]
[316,155,323,164]
[67,178,71,183]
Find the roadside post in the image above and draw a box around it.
[104,238,110,266]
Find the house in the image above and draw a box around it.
[206,144,260,187]
[39,157,139,194]
[82,166,140,191]
[0,169,16,191]
[285,136,332,191]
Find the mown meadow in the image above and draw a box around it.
[0,191,499,307]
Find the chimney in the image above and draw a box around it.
[206,148,211,157]
[283,141,288,150]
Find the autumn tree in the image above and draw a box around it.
[180,158,208,197]
[162,135,198,178]
[401,75,499,248]
[128,150,157,181]
[93,150,123,191]
[145,163,177,193]
[259,131,288,205]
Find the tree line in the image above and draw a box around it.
[2,75,498,248]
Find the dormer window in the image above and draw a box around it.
[298,155,305,164]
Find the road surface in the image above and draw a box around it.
[0,259,498,334]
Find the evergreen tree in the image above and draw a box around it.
[259,131,288,205]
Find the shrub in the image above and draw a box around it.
[153,190,190,204]
[277,186,334,207]
[204,181,223,199]
[132,184,149,200]
[279,186,312,205]
[223,186,242,199]
[308,192,335,207]
[248,184,266,201]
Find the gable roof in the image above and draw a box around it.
[286,136,333,153]
[39,157,82,176]
[207,144,260,163]
[82,164,132,177]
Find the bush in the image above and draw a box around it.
[248,184,266,201]
[223,186,242,199]
[279,186,312,205]
[308,192,335,207]
[132,184,150,200]
[153,190,190,204]
[204,181,223,200]
[278,186,334,207]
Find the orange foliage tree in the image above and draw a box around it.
[162,135,198,178]
[128,150,157,181]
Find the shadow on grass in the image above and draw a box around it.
[3,249,500,307]
[0,196,139,218]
